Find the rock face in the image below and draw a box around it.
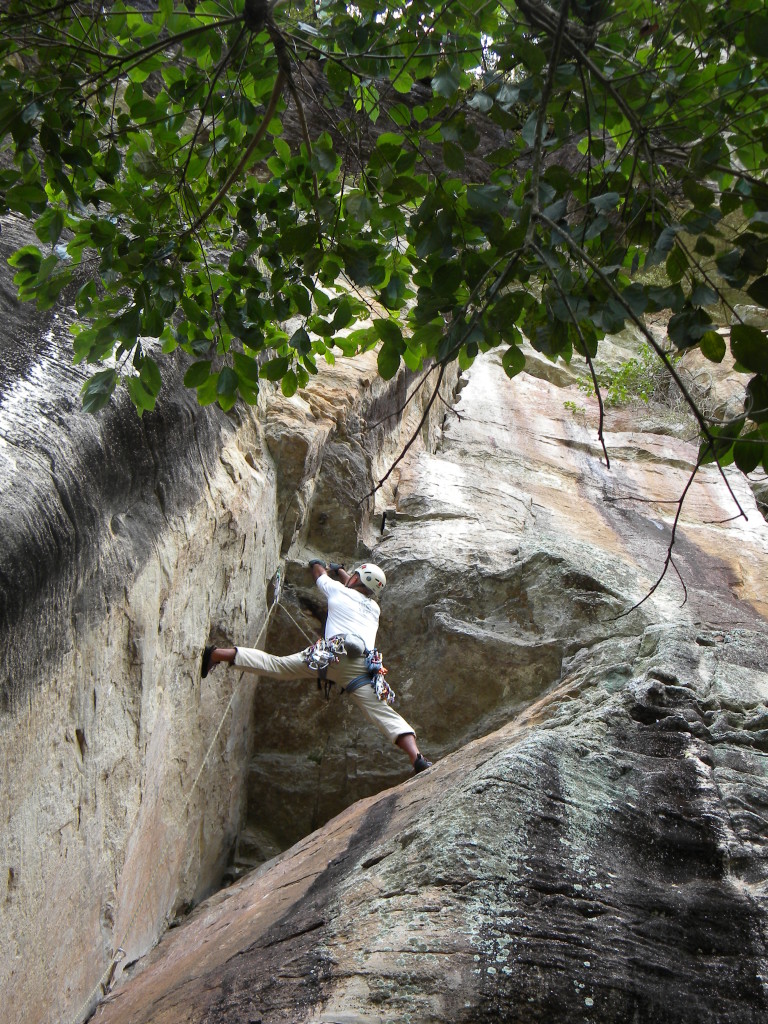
[0,215,451,1024]
[241,346,768,859]
[91,623,768,1024]
[3,205,768,1024]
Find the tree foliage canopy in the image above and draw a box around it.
[1,0,768,476]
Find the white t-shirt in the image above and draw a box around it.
[315,574,380,650]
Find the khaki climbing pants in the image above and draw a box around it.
[233,646,415,745]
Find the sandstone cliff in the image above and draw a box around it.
[2,211,768,1023]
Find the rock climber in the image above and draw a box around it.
[201,560,432,774]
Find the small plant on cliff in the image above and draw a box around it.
[578,344,682,408]
[0,0,767,488]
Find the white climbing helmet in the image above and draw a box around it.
[352,562,386,596]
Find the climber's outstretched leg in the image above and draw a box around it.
[201,645,313,680]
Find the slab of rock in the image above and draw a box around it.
[4,194,768,1024]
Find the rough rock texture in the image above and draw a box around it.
[0,268,278,1020]
[4,194,768,1024]
[86,348,768,1024]
[0,215,450,1024]
[92,624,768,1024]
[241,346,768,857]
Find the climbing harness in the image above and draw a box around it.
[300,633,396,705]
[366,647,383,674]
[303,634,347,699]
[373,669,396,706]
[364,647,396,704]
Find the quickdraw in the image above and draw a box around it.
[373,671,396,706]
[306,637,397,705]
[366,647,396,705]
[303,634,347,671]
[366,648,383,673]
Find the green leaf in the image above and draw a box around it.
[217,366,238,397]
[332,298,353,330]
[261,356,289,381]
[289,326,312,355]
[695,236,715,257]
[126,375,157,415]
[458,346,475,370]
[184,360,211,388]
[432,65,460,98]
[690,284,718,307]
[139,356,162,396]
[442,141,465,170]
[7,182,48,215]
[744,15,768,58]
[468,92,493,113]
[668,308,713,349]
[699,331,726,363]
[392,71,413,94]
[346,194,372,223]
[731,324,768,376]
[734,433,763,474]
[311,144,337,174]
[402,347,423,371]
[682,178,715,210]
[281,369,298,397]
[666,246,688,284]
[467,186,506,214]
[81,368,117,414]
[521,111,542,149]
[234,352,260,384]
[8,245,42,272]
[746,276,768,306]
[590,192,620,212]
[377,340,401,380]
[502,345,525,379]
[746,376,768,424]
[373,319,403,347]
[0,0,764,442]
[282,222,320,255]
[196,373,219,406]
[379,275,408,311]
[646,226,678,268]
[34,209,64,245]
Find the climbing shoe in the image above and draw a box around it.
[413,754,432,774]
[201,645,216,679]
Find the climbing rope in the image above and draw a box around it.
[66,581,282,1024]
[275,598,316,646]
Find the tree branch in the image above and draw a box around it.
[362,364,446,502]
[537,213,748,522]
[185,68,286,237]
[530,240,610,467]
[526,0,571,246]
[611,447,705,619]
